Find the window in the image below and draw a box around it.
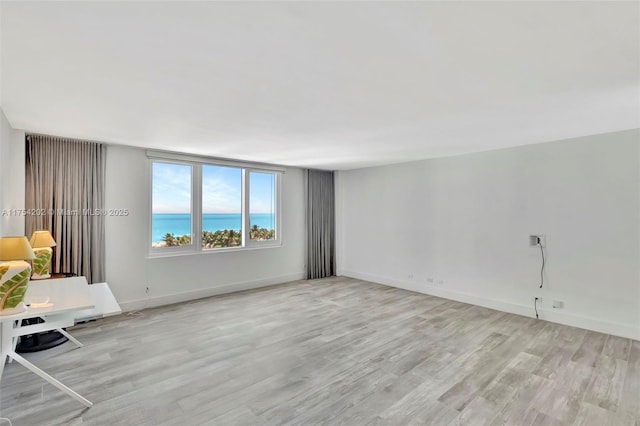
[150,156,281,255]
[202,165,242,249]
[152,162,193,249]
[249,171,276,242]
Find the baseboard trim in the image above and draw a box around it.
[342,270,640,341]
[118,272,306,312]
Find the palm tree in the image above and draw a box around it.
[202,230,213,248]
[163,233,176,247]
[230,231,238,246]
[177,234,191,245]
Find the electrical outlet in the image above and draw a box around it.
[426,278,434,283]
[436,279,444,285]
[529,235,546,247]
[407,274,414,280]
[553,300,563,309]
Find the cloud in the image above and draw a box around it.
[202,165,242,213]
[249,172,275,214]
[152,163,192,213]
[151,163,276,214]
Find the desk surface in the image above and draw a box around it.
[1,276,94,321]
[0,276,96,408]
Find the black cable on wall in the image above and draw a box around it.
[538,240,545,288]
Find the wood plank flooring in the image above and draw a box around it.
[1,277,638,425]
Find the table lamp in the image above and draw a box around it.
[0,236,36,315]
[30,230,57,280]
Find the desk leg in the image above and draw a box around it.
[56,329,83,348]
[5,319,19,364]
[9,352,93,407]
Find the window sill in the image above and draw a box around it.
[146,242,283,259]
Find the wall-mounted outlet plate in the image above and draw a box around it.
[529,235,546,247]
[552,300,564,309]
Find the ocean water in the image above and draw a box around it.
[152,213,274,243]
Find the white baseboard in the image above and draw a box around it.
[342,270,640,341]
[118,272,305,312]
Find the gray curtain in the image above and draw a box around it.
[306,169,335,279]
[25,134,106,283]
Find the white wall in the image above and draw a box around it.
[337,129,640,340]
[105,145,306,311]
[0,132,306,310]
[0,108,7,237]
[0,108,26,236]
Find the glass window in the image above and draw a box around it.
[202,165,242,249]
[249,171,276,241]
[150,157,281,255]
[151,162,193,249]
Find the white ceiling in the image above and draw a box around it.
[1,1,638,170]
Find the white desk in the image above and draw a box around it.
[0,276,94,407]
[75,282,122,322]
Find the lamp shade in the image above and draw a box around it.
[30,230,57,248]
[0,236,36,261]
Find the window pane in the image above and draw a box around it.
[249,172,276,241]
[152,162,192,248]
[202,165,242,249]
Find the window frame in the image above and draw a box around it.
[149,160,197,256]
[200,163,244,252]
[148,152,283,257]
[244,168,281,249]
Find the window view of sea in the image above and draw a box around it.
[152,213,274,243]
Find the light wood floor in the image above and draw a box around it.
[1,277,638,425]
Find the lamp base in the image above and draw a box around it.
[32,247,53,280]
[0,301,27,316]
[31,273,51,280]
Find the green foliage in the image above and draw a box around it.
[162,233,191,247]
[176,234,191,245]
[163,227,275,249]
[249,225,275,241]
[163,233,176,246]
[202,229,241,248]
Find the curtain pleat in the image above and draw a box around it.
[25,134,106,283]
[306,169,335,279]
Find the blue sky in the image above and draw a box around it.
[249,171,275,214]
[203,164,241,213]
[152,163,192,213]
[152,163,274,214]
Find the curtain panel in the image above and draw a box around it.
[306,169,335,279]
[25,134,106,283]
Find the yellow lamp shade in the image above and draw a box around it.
[0,236,36,261]
[30,231,57,248]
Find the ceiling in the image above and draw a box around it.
[1,1,638,170]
